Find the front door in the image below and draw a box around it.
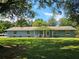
[38,30,53,37]
[47,30,53,37]
[38,30,47,37]
[39,31,43,37]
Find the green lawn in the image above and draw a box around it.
[0,38,79,59]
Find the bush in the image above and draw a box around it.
[75,25,79,38]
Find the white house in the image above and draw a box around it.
[6,26,76,37]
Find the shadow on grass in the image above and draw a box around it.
[0,39,79,59]
[0,45,28,59]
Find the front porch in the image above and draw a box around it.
[34,30,53,37]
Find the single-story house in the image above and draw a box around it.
[6,26,76,37]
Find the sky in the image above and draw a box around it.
[32,3,65,22]
[0,1,65,22]
[0,6,54,22]
[32,5,53,21]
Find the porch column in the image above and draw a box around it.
[48,30,50,37]
[52,31,53,37]
[45,30,47,37]
[43,30,44,37]
[34,30,36,37]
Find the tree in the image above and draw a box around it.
[59,18,73,26]
[0,0,69,18]
[48,18,57,26]
[0,0,79,24]
[32,19,47,26]
[58,18,78,26]
[0,20,13,33]
[75,25,79,37]
[15,18,30,27]
[0,22,5,33]
[3,21,14,28]
[0,0,35,18]
[64,0,79,25]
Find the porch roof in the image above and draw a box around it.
[6,26,76,31]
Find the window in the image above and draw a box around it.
[13,31,17,34]
[65,31,71,36]
[27,31,30,34]
[66,33,70,35]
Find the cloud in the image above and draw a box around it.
[44,12,53,16]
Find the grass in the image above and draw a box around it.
[0,38,79,59]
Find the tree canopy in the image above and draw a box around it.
[0,0,72,16]
[48,18,56,26]
[0,20,13,33]
[32,19,47,26]
[0,0,79,24]
[0,0,35,18]
[59,18,73,26]
[15,18,31,27]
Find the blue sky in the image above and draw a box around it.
[0,1,65,22]
[32,3,65,21]
[32,5,53,21]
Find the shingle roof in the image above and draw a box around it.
[6,26,76,31]
[49,26,76,30]
[6,27,37,31]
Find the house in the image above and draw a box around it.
[6,26,76,37]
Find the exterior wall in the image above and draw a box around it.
[6,31,37,37]
[6,30,76,37]
[53,30,75,37]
